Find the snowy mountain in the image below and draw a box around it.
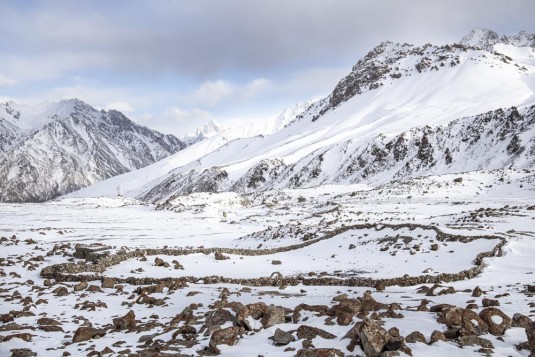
[182,119,224,145]
[460,28,535,50]
[0,99,186,202]
[69,28,535,202]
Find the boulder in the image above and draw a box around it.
[430,330,446,344]
[297,325,336,340]
[113,310,136,330]
[261,306,286,328]
[459,335,494,349]
[512,313,532,329]
[214,251,230,261]
[359,319,390,357]
[482,298,499,307]
[479,308,512,336]
[101,278,115,289]
[526,321,535,354]
[273,328,295,346]
[296,349,345,356]
[405,331,426,344]
[72,327,106,343]
[209,326,244,354]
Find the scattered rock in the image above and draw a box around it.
[209,326,244,354]
[512,313,532,328]
[215,251,230,261]
[273,328,295,346]
[101,278,115,289]
[53,286,68,297]
[72,327,106,343]
[296,348,345,356]
[526,321,535,354]
[430,244,439,251]
[359,319,390,357]
[405,331,426,344]
[10,349,36,357]
[471,286,483,297]
[479,308,512,336]
[430,330,446,344]
[459,335,494,349]
[482,298,499,307]
[261,306,286,328]
[113,310,136,330]
[297,325,336,340]
[272,260,282,265]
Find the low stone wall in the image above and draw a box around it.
[40,222,505,288]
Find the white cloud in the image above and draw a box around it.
[105,101,134,114]
[0,73,17,86]
[185,80,235,107]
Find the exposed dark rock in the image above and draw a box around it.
[72,327,106,343]
[297,325,336,340]
[273,328,295,346]
[209,326,244,354]
[113,310,136,330]
[479,308,512,336]
[405,331,426,344]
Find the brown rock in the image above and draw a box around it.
[113,310,136,330]
[261,306,286,329]
[73,282,88,291]
[205,309,236,327]
[461,309,489,336]
[482,298,499,307]
[405,331,426,344]
[214,251,230,260]
[525,321,535,353]
[471,286,483,297]
[459,335,494,349]
[296,349,345,356]
[273,328,295,346]
[154,257,166,266]
[101,278,115,289]
[53,286,68,297]
[429,330,446,344]
[209,326,244,354]
[4,333,33,342]
[359,319,390,357]
[297,325,336,340]
[10,349,36,357]
[512,313,531,328]
[479,308,512,336]
[72,327,106,343]
[37,317,61,326]
[86,285,103,293]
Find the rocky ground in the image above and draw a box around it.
[0,169,534,356]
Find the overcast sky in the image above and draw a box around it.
[0,0,533,135]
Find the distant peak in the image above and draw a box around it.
[460,27,535,50]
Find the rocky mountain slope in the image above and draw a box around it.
[0,99,186,202]
[70,29,535,202]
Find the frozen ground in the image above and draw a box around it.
[0,169,534,356]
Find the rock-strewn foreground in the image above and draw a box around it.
[0,169,534,356]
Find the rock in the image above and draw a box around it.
[349,244,356,250]
[261,306,286,328]
[472,286,483,297]
[375,281,386,292]
[405,331,426,344]
[113,310,136,330]
[72,327,106,343]
[101,278,115,289]
[154,257,166,266]
[512,313,532,328]
[296,349,345,356]
[297,325,336,340]
[86,285,103,293]
[459,335,494,349]
[482,298,499,307]
[53,286,68,296]
[73,282,88,291]
[527,285,535,293]
[359,319,390,357]
[526,321,535,353]
[479,308,512,336]
[205,309,236,327]
[430,244,439,251]
[37,318,61,326]
[430,330,446,344]
[209,326,244,354]
[272,260,282,265]
[4,333,32,342]
[10,349,36,357]
[214,251,230,260]
[273,328,295,346]
[461,309,489,336]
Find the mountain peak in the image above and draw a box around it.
[460,27,535,50]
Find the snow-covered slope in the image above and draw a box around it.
[70,29,535,202]
[0,99,186,202]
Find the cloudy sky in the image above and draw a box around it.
[0,0,533,135]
